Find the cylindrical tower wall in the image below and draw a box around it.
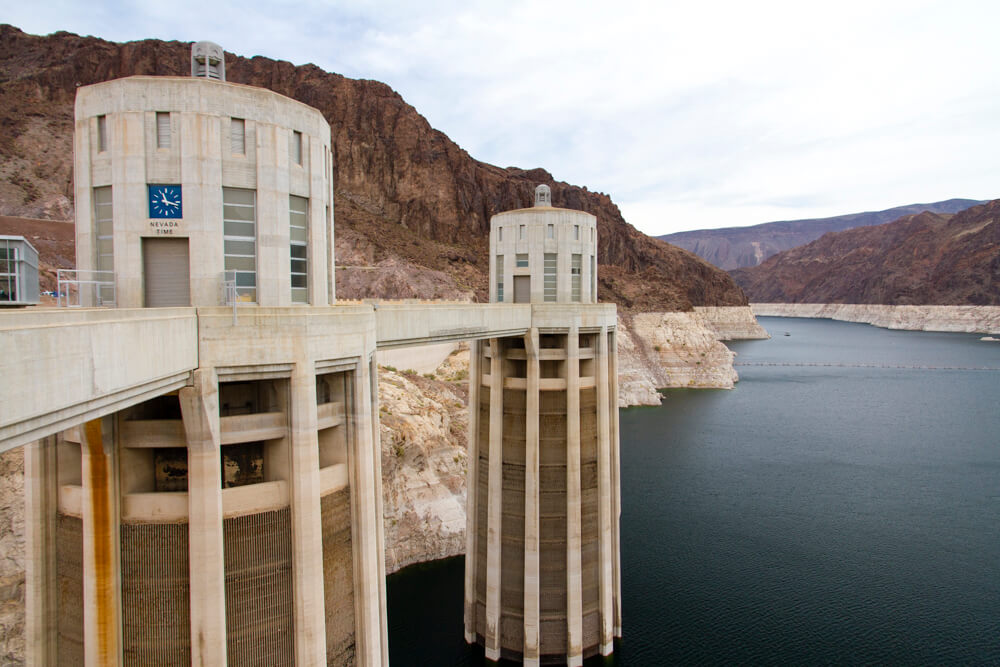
[489,203,598,305]
[466,325,619,665]
[74,76,335,307]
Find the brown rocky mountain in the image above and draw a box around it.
[0,25,746,311]
[658,199,985,271]
[730,199,1000,305]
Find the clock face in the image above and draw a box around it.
[148,185,183,219]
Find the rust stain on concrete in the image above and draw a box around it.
[84,418,115,663]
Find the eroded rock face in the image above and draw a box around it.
[378,352,470,574]
[0,448,25,667]
[731,201,1000,306]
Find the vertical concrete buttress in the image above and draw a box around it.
[565,320,584,666]
[179,369,228,666]
[484,337,504,661]
[463,339,482,642]
[349,350,389,667]
[25,437,58,666]
[523,328,541,665]
[288,361,328,664]
[596,326,614,654]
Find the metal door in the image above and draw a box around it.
[142,237,191,307]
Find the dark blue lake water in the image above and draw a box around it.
[387,317,1000,665]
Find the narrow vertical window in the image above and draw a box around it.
[155,112,171,149]
[230,118,245,155]
[591,227,594,242]
[574,225,580,241]
[223,187,257,302]
[571,253,582,302]
[496,254,504,302]
[519,224,526,240]
[544,253,557,302]
[97,115,107,152]
[290,195,309,303]
[292,130,303,165]
[546,223,554,239]
[498,227,503,242]
[591,255,596,302]
[93,186,114,303]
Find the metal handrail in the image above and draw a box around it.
[56,269,115,307]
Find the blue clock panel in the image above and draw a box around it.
[148,184,183,219]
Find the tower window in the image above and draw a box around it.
[496,255,504,302]
[292,130,303,165]
[223,187,257,302]
[574,225,580,241]
[231,118,245,155]
[519,225,526,240]
[155,112,171,149]
[97,115,107,152]
[547,224,554,239]
[571,253,582,302]
[544,253,557,302]
[290,195,309,303]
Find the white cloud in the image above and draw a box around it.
[6,0,1000,235]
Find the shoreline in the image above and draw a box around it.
[751,303,1000,335]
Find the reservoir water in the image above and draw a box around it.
[387,317,1000,665]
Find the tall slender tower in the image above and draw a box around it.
[464,185,622,665]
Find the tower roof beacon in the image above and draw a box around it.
[534,184,552,207]
[191,41,226,81]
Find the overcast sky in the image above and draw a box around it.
[6,0,1000,236]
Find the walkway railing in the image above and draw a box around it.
[56,269,115,307]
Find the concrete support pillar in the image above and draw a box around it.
[609,330,622,636]
[596,326,614,654]
[463,339,481,643]
[80,416,122,667]
[25,436,58,667]
[289,362,327,664]
[523,328,541,666]
[565,321,583,666]
[350,352,388,667]
[179,369,228,667]
[484,337,504,661]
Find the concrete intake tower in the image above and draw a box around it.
[464,185,622,664]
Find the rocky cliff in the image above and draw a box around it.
[0,25,747,311]
[0,449,25,667]
[732,200,1000,306]
[658,199,984,270]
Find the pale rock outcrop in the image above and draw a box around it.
[0,448,25,667]
[694,306,771,340]
[616,306,768,405]
[378,351,470,574]
[752,303,1000,335]
[618,310,741,405]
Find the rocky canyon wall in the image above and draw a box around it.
[752,303,1000,334]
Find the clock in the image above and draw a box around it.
[148,184,183,219]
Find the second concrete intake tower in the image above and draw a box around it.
[465,185,622,665]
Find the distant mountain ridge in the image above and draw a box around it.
[730,199,1000,305]
[659,199,986,270]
